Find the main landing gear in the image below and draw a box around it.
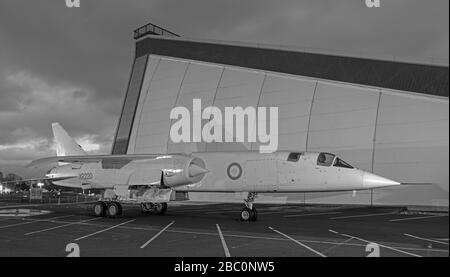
[240,192,258,222]
[93,201,123,218]
[140,202,168,215]
[93,201,168,217]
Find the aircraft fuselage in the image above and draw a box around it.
[50,151,399,193]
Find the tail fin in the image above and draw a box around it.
[52,122,87,156]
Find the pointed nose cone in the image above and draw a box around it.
[363,172,401,188]
[188,164,209,177]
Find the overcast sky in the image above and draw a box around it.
[0,0,448,176]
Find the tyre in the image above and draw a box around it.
[240,207,253,221]
[93,201,106,217]
[107,202,121,218]
[155,202,168,215]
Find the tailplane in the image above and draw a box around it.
[52,122,87,156]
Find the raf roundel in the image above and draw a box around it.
[227,163,242,180]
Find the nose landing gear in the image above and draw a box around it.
[240,192,258,222]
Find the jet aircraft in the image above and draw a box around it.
[5,123,404,222]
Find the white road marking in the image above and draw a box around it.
[4,214,441,254]
[25,217,102,235]
[330,212,395,220]
[404,233,449,246]
[0,215,74,229]
[329,229,422,257]
[269,227,326,257]
[328,229,339,234]
[216,224,231,257]
[389,215,448,222]
[285,212,342,218]
[74,219,135,241]
[322,237,354,254]
[140,221,174,249]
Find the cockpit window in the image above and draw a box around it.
[317,153,335,167]
[333,158,354,169]
[287,152,302,162]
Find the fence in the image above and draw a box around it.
[0,191,99,204]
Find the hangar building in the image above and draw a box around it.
[112,23,449,207]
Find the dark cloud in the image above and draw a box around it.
[0,0,448,176]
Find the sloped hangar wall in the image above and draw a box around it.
[123,54,449,207]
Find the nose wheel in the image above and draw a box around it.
[240,192,258,222]
[240,207,257,222]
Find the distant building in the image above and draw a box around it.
[112,22,449,207]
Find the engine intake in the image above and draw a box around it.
[163,156,208,187]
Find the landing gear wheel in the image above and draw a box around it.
[240,207,253,222]
[141,202,168,215]
[154,202,167,215]
[240,207,257,222]
[93,201,106,217]
[107,202,122,218]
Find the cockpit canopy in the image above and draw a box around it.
[317,153,354,169]
[286,152,354,169]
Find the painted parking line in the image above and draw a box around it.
[404,233,449,246]
[330,212,395,220]
[4,213,443,255]
[13,214,442,255]
[269,227,326,257]
[329,229,422,257]
[321,237,354,255]
[74,219,135,241]
[25,217,103,235]
[140,221,175,249]
[0,215,74,229]
[285,212,342,218]
[216,224,231,257]
[389,215,448,222]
